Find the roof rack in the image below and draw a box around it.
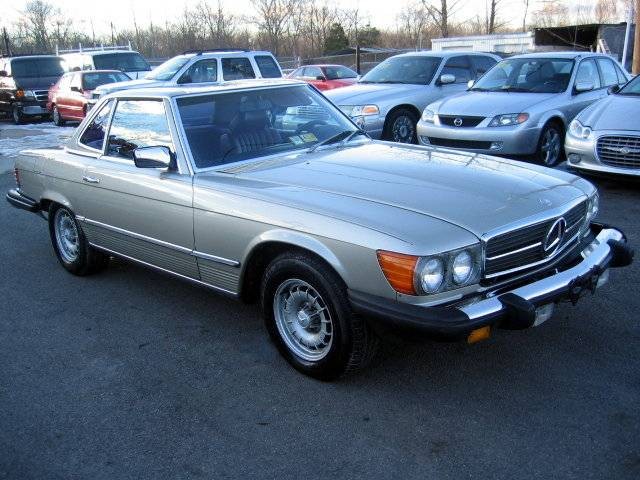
[182,48,251,55]
[55,42,133,56]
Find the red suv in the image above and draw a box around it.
[47,70,129,125]
[287,64,358,91]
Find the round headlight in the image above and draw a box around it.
[588,193,599,218]
[419,257,444,293]
[452,250,474,285]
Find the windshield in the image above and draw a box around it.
[177,85,359,169]
[325,65,357,80]
[146,55,191,80]
[360,56,441,85]
[618,75,640,96]
[82,71,130,90]
[472,57,574,93]
[11,57,65,78]
[93,52,150,72]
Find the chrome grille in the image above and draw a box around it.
[34,90,48,102]
[484,201,587,278]
[597,135,640,169]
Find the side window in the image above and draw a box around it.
[597,58,619,87]
[255,55,281,78]
[575,59,601,89]
[221,57,256,80]
[615,65,628,84]
[441,56,472,84]
[107,100,173,160]
[470,56,498,79]
[305,66,323,79]
[292,68,304,78]
[79,100,113,151]
[178,59,218,84]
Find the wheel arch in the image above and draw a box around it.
[39,192,73,214]
[383,104,421,126]
[238,230,347,304]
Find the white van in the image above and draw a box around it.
[60,46,151,80]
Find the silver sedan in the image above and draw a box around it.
[566,74,640,177]
[325,51,499,143]
[417,52,630,166]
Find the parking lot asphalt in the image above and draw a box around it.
[0,165,639,479]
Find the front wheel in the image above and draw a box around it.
[52,106,65,126]
[383,108,418,144]
[12,106,24,125]
[261,251,379,380]
[536,123,563,167]
[48,205,109,275]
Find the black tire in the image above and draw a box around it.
[52,106,65,126]
[261,251,379,380]
[12,106,24,125]
[48,204,109,275]
[535,122,564,167]
[382,108,418,144]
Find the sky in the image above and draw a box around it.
[1,0,537,34]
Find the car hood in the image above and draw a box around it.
[577,94,640,131]
[325,83,425,106]
[95,78,163,95]
[199,142,589,242]
[434,91,557,116]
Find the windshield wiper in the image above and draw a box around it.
[500,86,530,93]
[308,129,368,153]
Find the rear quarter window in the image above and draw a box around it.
[255,55,281,78]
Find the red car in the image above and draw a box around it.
[287,64,358,91]
[47,70,129,126]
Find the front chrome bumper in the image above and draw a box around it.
[350,224,633,339]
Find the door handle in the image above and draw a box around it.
[82,175,100,184]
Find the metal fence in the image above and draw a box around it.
[278,50,412,74]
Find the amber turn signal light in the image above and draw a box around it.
[377,250,418,295]
[467,326,491,344]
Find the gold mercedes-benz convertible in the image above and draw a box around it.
[6,79,633,379]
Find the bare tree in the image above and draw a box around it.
[522,0,529,31]
[594,0,619,23]
[19,0,56,51]
[424,0,460,38]
[396,1,432,49]
[486,0,506,34]
[251,0,300,56]
[532,0,570,27]
[196,0,238,47]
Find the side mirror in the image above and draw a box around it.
[574,81,594,93]
[71,86,82,93]
[439,74,456,85]
[467,79,475,89]
[608,84,620,95]
[133,146,175,169]
[315,75,326,81]
[0,70,7,77]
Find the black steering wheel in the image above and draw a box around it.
[296,120,329,134]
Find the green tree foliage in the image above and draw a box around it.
[323,23,349,54]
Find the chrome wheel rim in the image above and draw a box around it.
[54,209,79,263]
[273,279,334,361]
[392,115,415,143]
[541,128,561,165]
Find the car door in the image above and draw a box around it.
[304,66,326,90]
[54,73,74,118]
[66,72,86,119]
[79,98,198,278]
[565,58,606,121]
[469,55,498,81]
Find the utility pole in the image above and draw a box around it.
[622,4,633,69]
[634,0,640,75]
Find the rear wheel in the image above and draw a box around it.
[261,251,379,380]
[48,204,109,275]
[383,108,418,144]
[536,123,563,167]
[52,105,65,126]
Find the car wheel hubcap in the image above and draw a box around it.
[392,116,415,143]
[273,279,333,361]
[541,129,561,165]
[54,209,79,263]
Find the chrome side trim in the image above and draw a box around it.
[461,227,624,321]
[486,241,541,261]
[89,243,238,297]
[77,217,240,267]
[192,250,240,267]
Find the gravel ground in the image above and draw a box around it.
[0,126,639,479]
